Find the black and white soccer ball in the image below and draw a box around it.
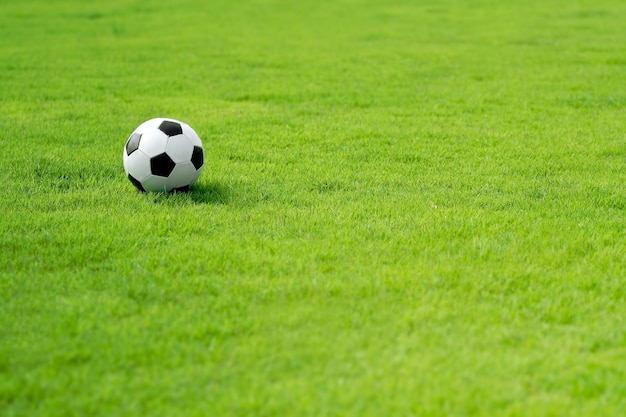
[123,118,204,192]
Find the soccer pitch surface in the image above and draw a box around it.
[1,0,625,415]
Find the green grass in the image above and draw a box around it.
[1,0,626,415]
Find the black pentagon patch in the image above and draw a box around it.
[191,146,204,169]
[125,133,142,155]
[158,120,183,137]
[128,174,145,192]
[150,153,176,177]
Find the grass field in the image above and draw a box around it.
[1,0,625,415]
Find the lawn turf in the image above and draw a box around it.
[1,0,626,415]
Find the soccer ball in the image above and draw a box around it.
[123,118,204,192]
